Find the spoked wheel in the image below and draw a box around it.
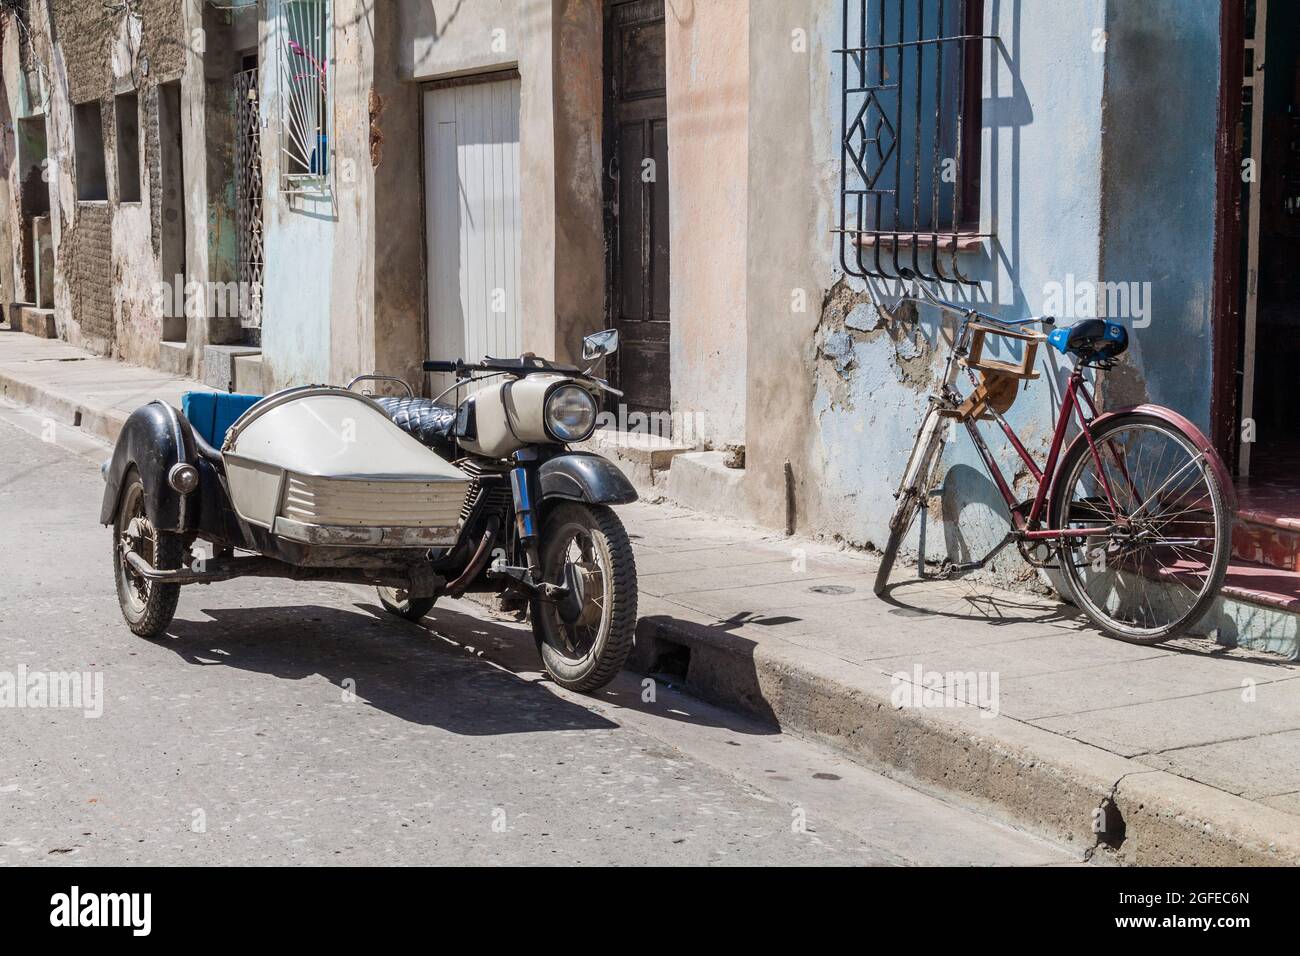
[531,503,637,692]
[376,587,436,622]
[114,467,183,638]
[874,407,948,595]
[1050,413,1230,644]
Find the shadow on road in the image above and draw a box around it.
[152,598,780,737]
[155,602,618,735]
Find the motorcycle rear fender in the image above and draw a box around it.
[100,401,198,532]
[537,452,637,506]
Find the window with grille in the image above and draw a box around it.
[838,0,991,284]
[278,0,331,196]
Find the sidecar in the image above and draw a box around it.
[100,387,471,637]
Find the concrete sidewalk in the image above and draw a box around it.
[0,330,214,443]
[4,327,1299,865]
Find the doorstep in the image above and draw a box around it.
[578,427,694,492]
[6,302,57,338]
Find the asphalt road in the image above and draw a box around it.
[0,401,1077,865]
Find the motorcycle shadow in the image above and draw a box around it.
[405,601,779,737]
[154,602,618,735]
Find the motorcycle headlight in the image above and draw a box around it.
[544,385,598,443]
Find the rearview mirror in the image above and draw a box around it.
[582,329,619,361]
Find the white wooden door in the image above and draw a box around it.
[423,77,522,389]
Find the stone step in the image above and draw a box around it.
[664,450,755,524]
[1206,557,1300,659]
[8,303,56,338]
[1232,508,1300,573]
[577,428,695,491]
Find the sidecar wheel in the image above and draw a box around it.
[113,467,182,639]
[531,503,637,693]
[376,587,436,622]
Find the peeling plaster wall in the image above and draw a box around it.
[746,0,1111,587]
[1,0,201,369]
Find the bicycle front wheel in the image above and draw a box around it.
[874,407,947,595]
[1050,412,1230,644]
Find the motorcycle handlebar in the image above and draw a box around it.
[422,360,462,373]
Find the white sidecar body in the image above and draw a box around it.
[222,387,470,549]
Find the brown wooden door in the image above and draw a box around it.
[604,0,670,417]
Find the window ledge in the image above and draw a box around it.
[856,232,990,252]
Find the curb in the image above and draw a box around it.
[0,368,129,446]
[631,614,1300,866]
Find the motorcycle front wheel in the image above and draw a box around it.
[531,503,638,693]
[376,587,436,622]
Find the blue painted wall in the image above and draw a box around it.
[1098,0,1221,429]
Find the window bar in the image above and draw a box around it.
[870,0,885,280]
[931,0,951,283]
[891,0,905,280]
[949,1,971,283]
[910,0,924,282]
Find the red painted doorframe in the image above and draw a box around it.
[1211,0,1245,473]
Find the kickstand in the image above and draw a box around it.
[916,486,945,580]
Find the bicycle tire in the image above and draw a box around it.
[1049,412,1230,643]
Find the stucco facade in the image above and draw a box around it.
[0,0,1239,585]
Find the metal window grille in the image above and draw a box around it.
[278,0,331,196]
[837,0,992,284]
[236,67,265,332]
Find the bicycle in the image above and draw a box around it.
[874,270,1234,645]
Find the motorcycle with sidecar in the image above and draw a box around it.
[100,330,638,692]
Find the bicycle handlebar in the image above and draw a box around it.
[893,268,1054,330]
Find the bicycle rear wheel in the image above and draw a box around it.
[874,407,947,595]
[1049,412,1230,643]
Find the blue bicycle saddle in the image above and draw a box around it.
[1046,319,1128,363]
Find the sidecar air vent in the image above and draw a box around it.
[282,473,466,528]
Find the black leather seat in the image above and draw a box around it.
[374,396,458,456]
[1046,319,1129,364]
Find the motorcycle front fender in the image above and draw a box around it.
[537,452,637,506]
[100,401,197,532]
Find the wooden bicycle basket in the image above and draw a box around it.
[945,323,1043,422]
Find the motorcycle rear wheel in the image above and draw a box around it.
[531,503,637,693]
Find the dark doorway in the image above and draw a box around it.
[603,0,670,418]
[1222,0,1300,479]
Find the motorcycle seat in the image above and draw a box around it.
[373,396,458,456]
